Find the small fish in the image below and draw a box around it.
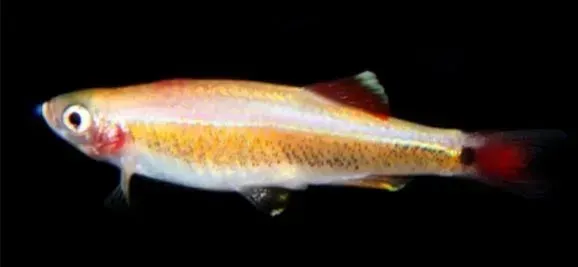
[38,71,565,216]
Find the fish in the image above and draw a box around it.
[37,71,565,216]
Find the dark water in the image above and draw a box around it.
[3,6,576,256]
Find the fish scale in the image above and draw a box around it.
[126,120,466,189]
[38,70,562,216]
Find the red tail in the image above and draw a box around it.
[465,130,567,198]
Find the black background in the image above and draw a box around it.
[2,4,576,256]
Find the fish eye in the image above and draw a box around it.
[62,104,92,133]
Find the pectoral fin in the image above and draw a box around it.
[338,175,411,192]
[104,184,127,208]
[104,160,135,209]
[239,187,291,217]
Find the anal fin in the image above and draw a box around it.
[338,175,411,192]
[239,187,291,217]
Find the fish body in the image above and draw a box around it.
[38,71,564,216]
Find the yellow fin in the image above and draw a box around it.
[239,187,291,217]
[340,175,411,192]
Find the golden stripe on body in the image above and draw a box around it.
[102,80,466,178]
[126,121,465,179]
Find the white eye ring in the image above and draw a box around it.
[62,104,92,134]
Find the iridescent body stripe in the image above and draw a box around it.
[87,79,468,191]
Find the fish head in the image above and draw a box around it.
[37,89,128,161]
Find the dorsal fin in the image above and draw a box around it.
[304,71,390,118]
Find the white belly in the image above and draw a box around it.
[130,149,316,191]
[128,149,374,192]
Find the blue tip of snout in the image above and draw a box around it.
[35,103,44,117]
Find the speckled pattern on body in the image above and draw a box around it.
[127,120,467,185]
[38,71,564,215]
[41,74,473,192]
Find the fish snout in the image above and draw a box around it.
[36,101,55,124]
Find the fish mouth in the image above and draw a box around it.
[37,101,58,124]
[35,102,50,120]
[36,101,60,133]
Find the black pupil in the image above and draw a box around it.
[68,112,82,128]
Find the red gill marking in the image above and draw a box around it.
[93,124,127,156]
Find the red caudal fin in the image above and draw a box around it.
[463,130,568,198]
